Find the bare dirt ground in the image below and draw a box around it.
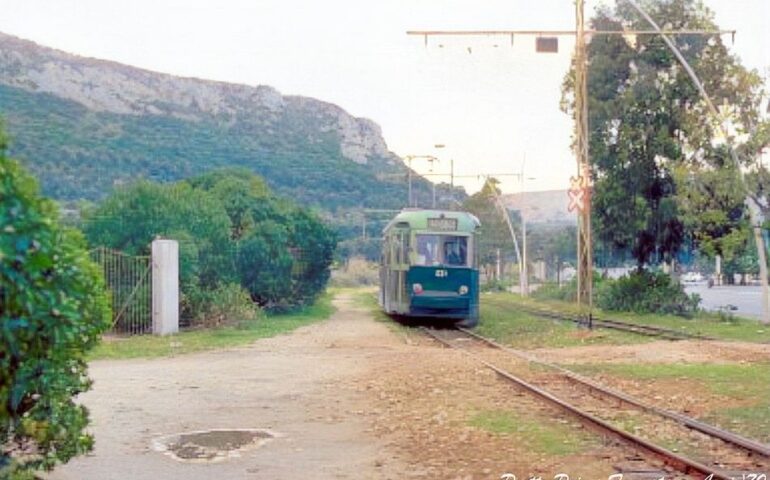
[49,292,713,480]
[533,340,770,365]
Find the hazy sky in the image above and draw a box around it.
[0,0,767,195]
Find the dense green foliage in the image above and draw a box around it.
[596,271,700,317]
[562,0,767,270]
[83,170,336,317]
[1,134,111,476]
[534,270,699,317]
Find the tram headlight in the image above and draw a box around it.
[458,285,469,295]
[412,283,423,294]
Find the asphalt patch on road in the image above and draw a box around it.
[152,429,275,463]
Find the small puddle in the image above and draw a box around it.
[152,429,275,463]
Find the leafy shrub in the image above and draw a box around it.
[330,256,379,287]
[182,283,264,328]
[1,145,111,477]
[596,270,700,317]
[84,170,337,316]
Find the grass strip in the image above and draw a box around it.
[490,292,770,343]
[89,291,335,360]
[570,362,770,443]
[468,409,596,456]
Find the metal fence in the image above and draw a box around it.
[91,246,152,335]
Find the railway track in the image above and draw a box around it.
[421,326,770,480]
[515,304,717,341]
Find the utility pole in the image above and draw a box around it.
[408,4,735,319]
[407,157,413,207]
[574,0,592,313]
[405,154,439,208]
[426,156,440,208]
[519,156,535,297]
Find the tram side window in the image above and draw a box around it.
[391,232,408,265]
[382,237,390,265]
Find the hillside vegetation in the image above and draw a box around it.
[0,32,445,216]
[0,84,419,210]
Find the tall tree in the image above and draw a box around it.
[562,0,766,270]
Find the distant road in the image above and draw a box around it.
[684,284,767,320]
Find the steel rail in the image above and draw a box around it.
[457,327,770,458]
[516,304,716,341]
[420,327,734,480]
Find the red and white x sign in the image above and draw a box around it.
[568,188,585,212]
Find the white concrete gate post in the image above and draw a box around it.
[151,238,179,335]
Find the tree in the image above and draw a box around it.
[85,169,336,314]
[83,180,234,291]
[1,131,110,477]
[562,0,766,270]
[190,170,337,308]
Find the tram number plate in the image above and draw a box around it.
[428,217,457,231]
[435,269,448,278]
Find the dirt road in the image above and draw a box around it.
[48,293,407,480]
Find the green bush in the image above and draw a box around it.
[1,144,111,477]
[182,283,264,328]
[84,170,337,315]
[596,270,700,317]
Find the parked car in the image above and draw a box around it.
[681,271,705,283]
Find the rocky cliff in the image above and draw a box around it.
[0,32,425,207]
[0,32,391,166]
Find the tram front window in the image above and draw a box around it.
[415,235,467,266]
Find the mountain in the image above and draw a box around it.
[503,189,576,225]
[0,32,433,209]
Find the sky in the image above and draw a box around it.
[0,0,767,196]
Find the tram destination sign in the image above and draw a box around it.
[428,217,458,231]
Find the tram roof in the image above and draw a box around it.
[383,209,481,234]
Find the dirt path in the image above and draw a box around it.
[48,293,407,480]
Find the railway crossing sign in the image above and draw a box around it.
[568,187,586,212]
[568,173,590,212]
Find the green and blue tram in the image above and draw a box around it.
[379,209,481,328]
